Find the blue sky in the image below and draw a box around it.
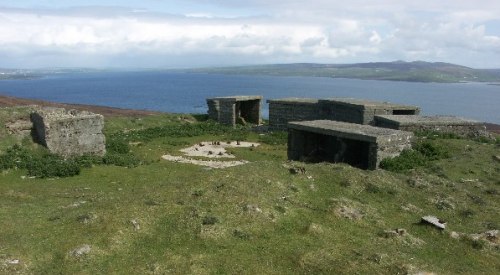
[1,0,500,68]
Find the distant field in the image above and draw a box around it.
[0,104,499,274]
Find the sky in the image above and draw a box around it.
[1,0,500,68]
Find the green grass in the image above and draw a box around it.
[0,107,499,274]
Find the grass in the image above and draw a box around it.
[0,107,499,274]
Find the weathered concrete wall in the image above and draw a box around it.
[206,96,262,127]
[31,108,106,157]
[319,98,420,125]
[375,115,490,138]
[288,120,413,170]
[267,97,420,130]
[267,98,321,131]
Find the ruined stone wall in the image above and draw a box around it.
[206,96,262,127]
[31,108,106,157]
[218,100,236,126]
[206,99,220,121]
[267,99,321,131]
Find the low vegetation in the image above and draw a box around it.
[0,107,499,274]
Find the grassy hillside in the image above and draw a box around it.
[0,107,499,274]
[189,61,500,83]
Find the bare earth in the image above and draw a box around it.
[0,95,161,117]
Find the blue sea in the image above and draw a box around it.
[0,71,499,123]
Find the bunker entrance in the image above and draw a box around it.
[236,100,260,124]
[392,109,417,115]
[299,131,370,169]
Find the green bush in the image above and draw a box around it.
[413,141,450,160]
[103,153,141,168]
[380,141,449,172]
[26,154,80,178]
[106,137,130,154]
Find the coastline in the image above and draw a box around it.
[1,94,499,134]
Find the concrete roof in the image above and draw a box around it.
[319,98,419,110]
[288,120,412,142]
[375,115,481,125]
[208,95,262,101]
[266,98,319,104]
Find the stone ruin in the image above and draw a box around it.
[375,115,491,139]
[207,96,262,127]
[288,120,413,170]
[31,107,106,158]
[267,97,420,130]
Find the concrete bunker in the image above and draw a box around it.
[266,97,420,130]
[31,107,106,158]
[375,115,489,138]
[288,120,413,170]
[267,98,321,131]
[319,98,420,125]
[207,96,262,127]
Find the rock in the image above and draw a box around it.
[307,223,325,235]
[69,244,91,257]
[5,259,20,265]
[336,206,363,220]
[484,230,498,242]
[493,155,500,162]
[421,216,446,230]
[450,231,461,239]
[382,228,407,238]
[130,219,140,231]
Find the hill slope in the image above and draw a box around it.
[0,105,499,274]
[190,61,500,83]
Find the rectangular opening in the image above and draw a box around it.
[236,100,260,124]
[392,109,417,115]
[297,131,370,169]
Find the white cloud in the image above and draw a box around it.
[0,1,500,68]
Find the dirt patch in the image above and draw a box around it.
[162,141,260,168]
[0,95,160,118]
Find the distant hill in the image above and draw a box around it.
[189,61,500,83]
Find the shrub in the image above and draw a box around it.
[106,137,130,154]
[380,141,449,172]
[103,153,141,168]
[380,150,427,172]
[26,154,81,178]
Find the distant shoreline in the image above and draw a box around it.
[1,94,499,134]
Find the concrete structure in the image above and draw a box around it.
[31,108,106,157]
[207,96,262,127]
[375,115,489,138]
[267,98,320,131]
[288,120,413,170]
[267,97,420,130]
[318,98,420,125]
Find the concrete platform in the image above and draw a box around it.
[288,120,413,170]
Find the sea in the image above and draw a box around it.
[0,71,499,124]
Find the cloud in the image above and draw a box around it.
[0,1,500,68]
